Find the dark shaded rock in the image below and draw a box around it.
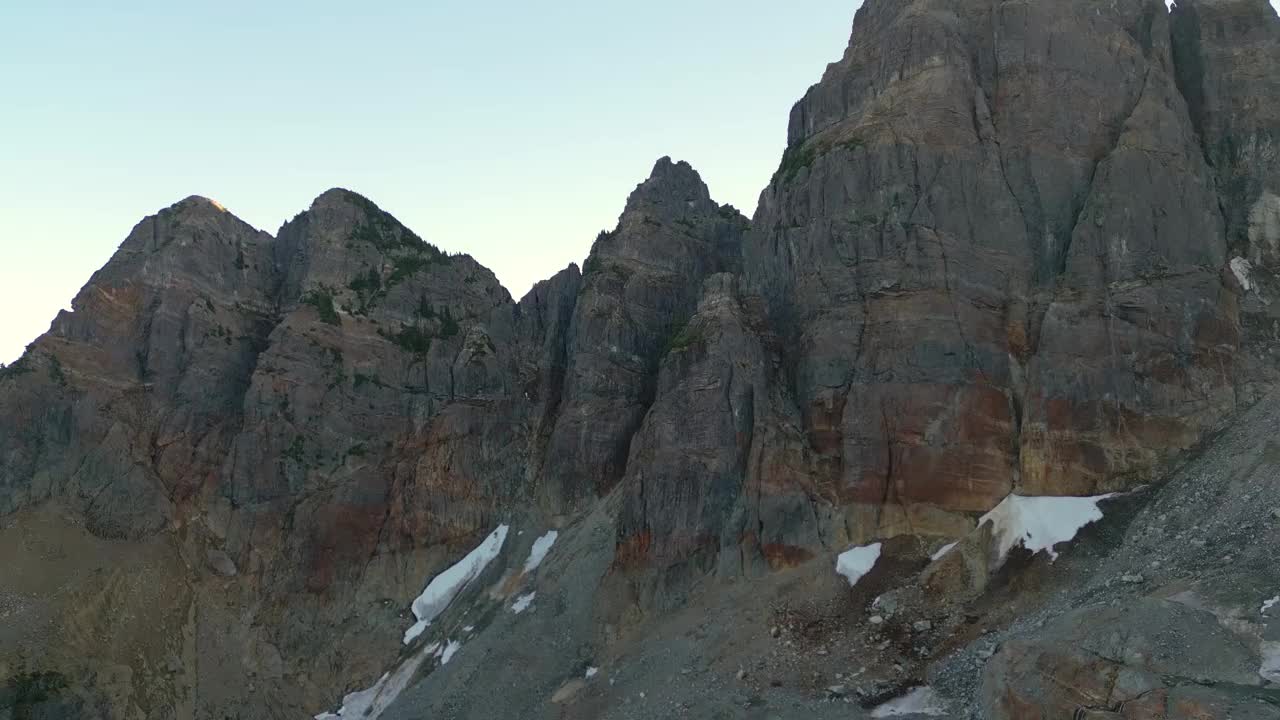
[539,158,749,512]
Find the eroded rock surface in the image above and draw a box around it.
[3,1,1280,718]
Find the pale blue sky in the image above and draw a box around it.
[0,1,861,363]
[3,2,1278,364]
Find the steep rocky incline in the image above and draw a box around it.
[538,157,749,513]
[3,1,1280,719]
[745,0,1236,524]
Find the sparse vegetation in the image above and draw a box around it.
[388,254,433,286]
[665,321,705,354]
[47,354,66,386]
[347,267,382,298]
[774,141,818,184]
[326,347,347,390]
[439,307,460,338]
[839,135,867,153]
[279,395,294,423]
[353,372,385,390]
[8,669,69,708]
[348,195,447,261]
[302,288,341,326]
[0,353,33,382]
[283,436,306,464]
[383,324,433,355]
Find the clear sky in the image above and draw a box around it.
[0,1,861,364]
[3,2,1279,365]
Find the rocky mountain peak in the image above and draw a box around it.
[170,194,230,213]
[624,154,727,215]
[308,186,366,208]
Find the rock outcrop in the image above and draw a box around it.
[3,1,1280,719]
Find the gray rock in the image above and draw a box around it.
[3,1,1280,719]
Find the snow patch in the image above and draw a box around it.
[1262,595,1279,615]
[930,542,958,562]
[403,525,509,644]
[440,639,462,665]
[314,642,435,719]
[585,667,599,679]
[523,530,559,573]
[980,494,1114,566]
[871,686,949,717]
[1232,257,1255,292]
[1261,641,1280,683]
[836,542,882,587]
[512,592,536,614]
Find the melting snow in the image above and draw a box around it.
[980,494,1114,566]
[1262,641,1280,683]
[870,686,949,717]
[1262,595,1279,614]
[440,639,462,665]
[585,667,599,679]
[930,542,958,562]
[523,530,559,573]
[314,643,436,719]
[836,542,882,587]
[403,525,509,644]
[1232,257,1254,292]
[512,592,536,614]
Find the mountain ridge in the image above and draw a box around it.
[4,1,1280,718]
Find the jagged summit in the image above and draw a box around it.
[642,155,708,193]
[623,155,718,216]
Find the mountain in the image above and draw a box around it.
[3,0,1280,718]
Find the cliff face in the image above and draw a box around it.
[747,0,1236,515]
[3,1,1280,718]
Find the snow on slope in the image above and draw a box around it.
[930,542,958,562]
[512,592,536,614]
[440,639,462,665]
[523,530,558,573]
[1262,595,1279,614]
[1262,641,1280,683]
[980,494,1114,566]
[870,686,949,717]
[315,643,438,719]
[403,525,509,644]
[836,542,882,587]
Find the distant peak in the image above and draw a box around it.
[309,187,375,211]
[626,156,713,212]
[647,156,705,187]
[170,195,229,214]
